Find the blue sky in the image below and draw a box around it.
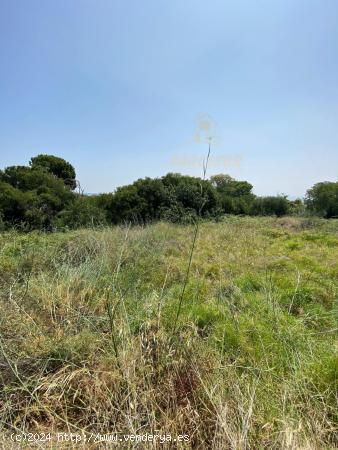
[1,0,337,197]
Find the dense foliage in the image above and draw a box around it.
[0,163,74,230]
[30,154,77,189]
[305,181,338,218]
[0,154,337,230]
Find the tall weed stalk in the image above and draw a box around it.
[171,141,212,338]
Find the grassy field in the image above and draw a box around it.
[0,216,337,449]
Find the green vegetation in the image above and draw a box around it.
[30,154,77,190]
[0,153,337,447]
[0,217,337,448]
[306,181,338,218]
[1,154,337,231]
[0,156,75,230]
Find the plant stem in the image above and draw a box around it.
[171,141,211,337]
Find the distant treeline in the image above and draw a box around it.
[0,154,337,230]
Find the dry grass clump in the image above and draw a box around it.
[0,218,337,448]
[276,217,305,230]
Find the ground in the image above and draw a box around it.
[0,216,337,449]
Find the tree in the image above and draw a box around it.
[108,185,148,224]
[133,177,170,219]
[0,166,32,190]
[0,181,27,225]
[210,174,254,214]
[0,163,75,230]
[1,164,72,192]
[305,182,338,218]
[30,154,77,189]
[250,196,290,217]
[108,178,169,224]
[210,174,253,197]
[161,173,218,215]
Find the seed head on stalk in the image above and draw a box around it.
[171,116,215,339]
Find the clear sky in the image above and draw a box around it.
[1,0,337,197]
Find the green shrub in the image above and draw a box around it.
[251,195,290,216]
[305,181,338,218]
[55,195,107,229]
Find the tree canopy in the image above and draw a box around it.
[30,154,77,189]
[0,154,336,231]
[305,182,338,218]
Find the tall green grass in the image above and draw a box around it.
[0,216,337,448]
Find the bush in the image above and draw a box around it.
[250,196,290,217]
[305,181,338,218]
[162,173,218,215]
[55,195,108,229]
[160,204,198,224]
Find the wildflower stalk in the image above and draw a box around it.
[171,140,211,337]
